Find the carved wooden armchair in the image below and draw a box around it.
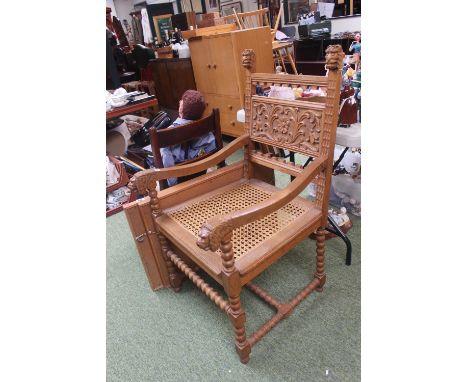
[129,45,344,363]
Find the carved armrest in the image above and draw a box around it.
[197,155,328,251]
[128,134,250,194]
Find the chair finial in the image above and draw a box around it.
[241,49,255,71]
[325,45,345,71]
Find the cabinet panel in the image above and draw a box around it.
[205,94,243,137]
[167,59,197,105]
[150,58,197,110]
[150,61,174,109]
[230,27,274,106]
[209,35,238,97]
[189,38,216,94]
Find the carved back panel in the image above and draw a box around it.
[242,42,344,160]
[245,72,339,160]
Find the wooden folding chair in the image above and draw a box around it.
[222,8,270,29]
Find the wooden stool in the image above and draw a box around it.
[272,41,298,75]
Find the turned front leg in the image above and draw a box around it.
[220,233,251,364]
[314,227,326,292]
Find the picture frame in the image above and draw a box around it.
[208,0,219,9]
[152,14,172,43]
[220,1,243,16]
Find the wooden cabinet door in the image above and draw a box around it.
[150,61,175,109]
[209,35,239,97]
[189,37,216,94]
[206,94,242,137]
[166,59,197,107]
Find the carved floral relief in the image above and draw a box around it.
[251,100,323,155]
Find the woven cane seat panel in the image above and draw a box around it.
[167,183,308,259]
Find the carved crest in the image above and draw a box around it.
[241,49,255,70]
[128,170,157,195]
[197,216,233,252]
[325,44,345,71]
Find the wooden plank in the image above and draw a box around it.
[238,207,321,284]
[230,27,274,107]
[130,134,249,193]
[158,162,244,210]
[137,199,172,288]
[250,151,303,177]
[182,23,236,39]
[106,98,158,120]
[156,214,224,284]
[123,200,167,290]
[250,72,329,87]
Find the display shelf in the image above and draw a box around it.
[293,37,355,76]
[106,96,158,120]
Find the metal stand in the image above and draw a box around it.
[326,215,352,266]
[301,147,353,265]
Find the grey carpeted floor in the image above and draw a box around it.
[107,152,360,381]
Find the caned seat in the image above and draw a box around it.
[156,179,321,282]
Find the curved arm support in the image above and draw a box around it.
[197,155,328,252]
[128,134,250,195]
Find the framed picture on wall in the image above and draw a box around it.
[152,14,172,43]
[220,1,243,16]
[208,0,219,9]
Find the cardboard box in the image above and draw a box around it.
[197,17,225,28]
[202,12,220,20]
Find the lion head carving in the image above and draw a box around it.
[197,217,233,252]
[325,45,345,71]
[241,49,255,70]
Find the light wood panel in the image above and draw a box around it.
[189,38,217,94]
[205,94,242,137]
[189,26,273,137]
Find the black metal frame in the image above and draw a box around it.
[287,147,353,265]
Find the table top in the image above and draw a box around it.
[106,97,158,120]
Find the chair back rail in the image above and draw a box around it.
[149,108,223,189]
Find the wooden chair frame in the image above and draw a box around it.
[129,45,344,363]
[148,108,224,190]
[222,8,270,30]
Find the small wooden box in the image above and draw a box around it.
[197,17,225,28]
[201,12,220,20]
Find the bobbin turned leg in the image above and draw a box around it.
[221,233,251,364]
[314,227,326,292]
